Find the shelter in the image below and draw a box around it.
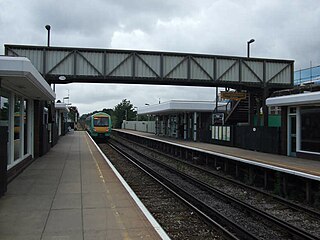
[138,100,228,142]
[267,87,320,160]
[0,56,55,196]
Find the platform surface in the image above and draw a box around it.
[0,131,163,240]
[115,129,320,178]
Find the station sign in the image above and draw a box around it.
[212,113,224,125]
[220,91,247,100]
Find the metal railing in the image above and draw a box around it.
[294,65,320,85]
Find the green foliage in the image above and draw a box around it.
[102,108,113,115]
[113,99,136,128]
[138,115,148,121]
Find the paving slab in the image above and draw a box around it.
[0,131,165,240]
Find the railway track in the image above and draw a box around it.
[99,142,240,239]
[113,135,320,234]
[109,137,320,240]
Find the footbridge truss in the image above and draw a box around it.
[5,45,294,89]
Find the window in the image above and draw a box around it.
[289,107,296,114]
[301,107,320,153]
[0,92,9,166]
[24,100,28,155]
[94,117,109,127]
[14,96,22,160]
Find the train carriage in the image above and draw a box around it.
[85,112,112,140]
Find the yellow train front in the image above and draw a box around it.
[85,112,112,140]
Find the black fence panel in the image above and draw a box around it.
[234,126,281,154]
[198,129,211,143]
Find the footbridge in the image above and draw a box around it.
[5,45,293,90]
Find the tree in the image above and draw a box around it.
[102,108,113,116]
[113,99,136,128]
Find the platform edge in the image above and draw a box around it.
[86,132,171,240]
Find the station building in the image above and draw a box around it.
[129,97,285,155]
[267,86,320,160]
[138,100,228,142]
[55,102,70,137]
[0,56,56,196]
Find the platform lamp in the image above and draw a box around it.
[45,25,55,91]
[145,104,150,121]
[45,25,51,47]
[247,39,255,58]
[134,107,138,121]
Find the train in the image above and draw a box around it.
[85,112,112,140]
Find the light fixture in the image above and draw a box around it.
[247,39,255,58]
[45,25,51,47]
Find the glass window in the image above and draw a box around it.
[24,100,28,155]
[289,107,296,114]
[301,107,320,153]
[14,96,22,160]
[290,116,296,135]
[0,96,9,124]
[0,93,9,166]
[93,117,109,127]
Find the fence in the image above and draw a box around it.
[121,121,156,133]
[211,125,281,154]
[294,65,320,85]
[234,126,281,154]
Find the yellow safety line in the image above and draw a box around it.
[84,135,130,240]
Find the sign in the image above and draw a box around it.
[213,113,224,125]
[220,91,246,100]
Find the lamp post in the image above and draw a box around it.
[247,39,255,58]
[45,25,55,91]
[134,107,138,121]
[145,104,150,121]
[45,25,51,47]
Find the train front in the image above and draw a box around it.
[92,113,111,140]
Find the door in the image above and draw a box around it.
[288,114,296,156]
[0,94,9,196]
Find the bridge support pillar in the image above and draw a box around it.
[248,92,255,126]
[193,112,197,142]
[263,88,269,127]
[183,113,187,140]
[175,115,179,139]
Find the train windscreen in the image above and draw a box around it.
[93,117,109,127]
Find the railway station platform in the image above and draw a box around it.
[0,131,166,240]
[114,129,320,180]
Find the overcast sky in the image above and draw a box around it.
[1,0,319,114]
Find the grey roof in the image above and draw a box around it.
[55,103,70,112]
[266,91,320,106]
[0,56,55,100]
[138,100,227,115]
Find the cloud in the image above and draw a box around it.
[1,0,320,115]
[55,83,215,114]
